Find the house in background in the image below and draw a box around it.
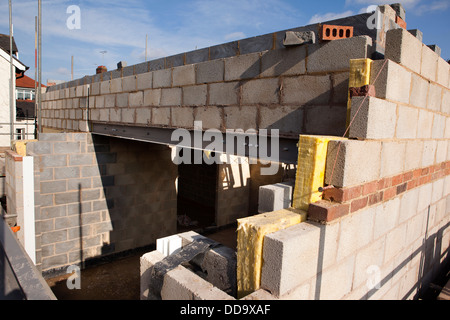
[0,33,32,146]
[16,74,46,140]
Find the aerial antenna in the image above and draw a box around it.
[100,50,107,65]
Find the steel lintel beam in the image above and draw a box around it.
[90,122,298,164]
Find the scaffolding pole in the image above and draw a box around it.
[9,0,14,142]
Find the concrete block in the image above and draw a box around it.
[408,29,423,42]
[380,141,406,178]
[353,236,386,290]
[385,28,422,74]
[325,139,381,188]
[144,89,161,106]
[182,85,207,106]
[258,182,293,213]
[427,83,442,112]
[261,221,339,297]
[242,78,279,105]
[161,265,234,300]
[409,73,429,109]
[140,250,165,300]
[152,107,171,126]
[224,106,257,131]
[260,46,306,78]
[396,105,418,139]
[153,68,172,88]
[196,59,224,84]
[90,82,100,95]
[307,36,372,73]
[172,65,195,87]
[210,41,239,60]
[110,78,122,93]
[373,197,400,240]
[160,88,182,106]
[209,82,239,106]
[109,108,121,122]
[442,89,450,115]
[122,75,137,92]
[432,113,446,139]
[137,72,153,91]
[122,108,135,123]
[100,80,111,95]
[129,91,144,107]
[282,75,331,105]
[436,140,447,164]
[304,105,346,136]
[177,231,237,297]
[104,94,115,108]
[384,223,407,264]
[240,34,273,55]
[371,59,411,104]
[171,107,194,128]
[185,47,209,65]
[422,140,437,168]
[194,106,222,130]
[224,52,261,81]
[404,140,423,171]
[111,93,126,109]
[436,58,450,87]
[332,72,350,104]
[259,105,303,136]
[135,108,151,125]
[417,109,433,139]
[165,53,185,69]
[421,44,439,81]
[349,96,397,140]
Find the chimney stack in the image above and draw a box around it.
[96,65,107,74]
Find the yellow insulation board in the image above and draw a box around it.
[346,58,373,134]
[12,140,37,157]
[292,135,344,211]
[236,209,306,298]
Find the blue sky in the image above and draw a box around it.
[0,0,449,83]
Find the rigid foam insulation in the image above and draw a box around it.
[236,209,306,298]
[293,135,344,211]
[346,58,373,131]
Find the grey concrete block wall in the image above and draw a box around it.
[26,133,177,273]
[40,35,375,138]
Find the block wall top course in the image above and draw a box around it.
[45,12,385,93]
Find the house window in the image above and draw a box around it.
[16,88,35,100]
[16,128,25,140]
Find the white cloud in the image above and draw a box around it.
[308,10,354,24]
[224,32,246,41]
[344,0,421,9]
[415,0,450,15]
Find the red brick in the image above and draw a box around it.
[413,169,422,179]
[383,187,397,201]
[396,16,407,29]
[384,177,393,188]
[402,171,414,182]
[368,191,383,206]
[362,181,378,196]
[350,197,368,213]
[421,168,429,176]
[392,174,404,186]
[419,175,431,185]
[396,183,407,195]
[323,187,344,203]
[324,185,362,203]
[377,178,386,191]
[407,179,418,190]
[321,24,353,41]
[308,200,350,223]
